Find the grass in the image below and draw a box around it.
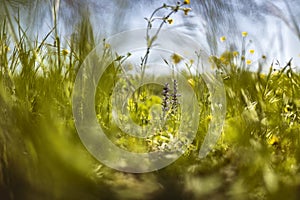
[0,1,300,200]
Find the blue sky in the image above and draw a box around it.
[8,0,300,72]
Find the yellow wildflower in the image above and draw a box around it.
[183,0,190,4]
[219,51,232,65]
[183,8,192,15]
[275,88,283,96]
[246,59,252,65]
[260,74,265,79]
[220,56,226,63]
[206,115,212,122]
[62,49,69,56]
[268,135,279,145]
[171,53,182,64]
[233,51,239,57]
[220,36,226,42]
[272,70,279,76]
[5,46,10,51]
[242,31,248,37]
[284,105,292,113]
[105,43,111,49]
[167,18,174,24]
[188,78,195,87]
[249,49,255,54]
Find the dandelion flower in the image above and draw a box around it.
[249,49,255,54]
[220,36,226,42]
[167,18,174,24]
[171,53,183,64]
[183,8,192,15]
[242,31,248,37]
[183,0,190,4]
[246,59,252,65]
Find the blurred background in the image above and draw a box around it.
[1,0,300,70]
[1,1,300,200]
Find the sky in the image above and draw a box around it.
[5,0,300,72]
[68,0,300,71]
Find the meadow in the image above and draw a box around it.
[0,1,300,199]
